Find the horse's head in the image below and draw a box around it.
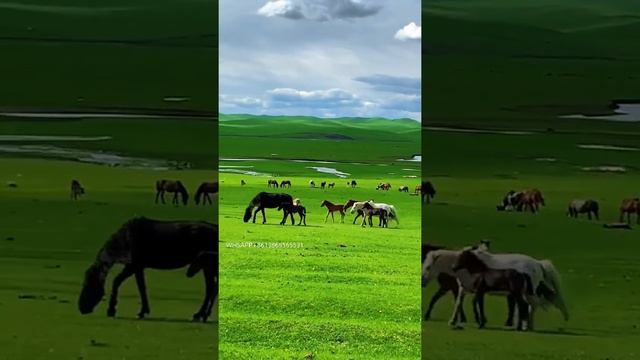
[452,249,486,273]
[243,206,253,222]
[78,263,106,315]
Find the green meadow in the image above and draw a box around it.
[219,114,422,359]
[423,1,640,359]
[0,119,217,360]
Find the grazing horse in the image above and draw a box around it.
[243,192,294,224]
[452,249,531,331]
[194,182,218,205]
[321,200,346,223]
[348,180,357,188]
[78,217,218,322]
[280,180,292,188]
[376,182,391,190]
[497,190,523,211]
[278,203,307,226]
[70,180,85,200]
[567,199,599,220]
[518,189,545,213]
[619,198,640,224]
[328,182,335,188]
[398,185,409,192]
[309,180,316,188]
[155,180,189,206]
[321,181,327,189]
[267,179,279,188]
[422,181,436,203]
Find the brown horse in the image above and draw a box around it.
[344,199,366,224]
[376,182,391,190]
[195,182,218,205]
[155,180,189,206]
[321,200,345,223]
[518,189,545,213]
[70,179,85,200]
[619,198,640,224]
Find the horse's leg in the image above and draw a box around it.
[451,285,467,323]
[424,286,447,321]
[134,269,151,318]
[194,268,214,322]
[280,210,287,225]
[155,190,160,204]
[449,287,465,327]
[289,211,294,225]
[262,208,267,224]
[472,294,481,327]
[340,210,345,223]
[505,294,515,327]
[325,211,330,223]
[331,212,335,223]
[252,207,260,223]
[107,265,135,317]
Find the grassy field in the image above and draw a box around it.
[219,115,422,359]
[0,119,217,360]
[422,1,640,358]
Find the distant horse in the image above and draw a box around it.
[518,189,545,213]
[280,180,292,188]
[78,217,218,322]
[243,192,294,224]
[321,200,346,223]
[195,182,218,205]
[278,203,307,226]
[398,185,409,193]
[452,249,531,330]
[309,180,316,188]
[422,181,436,203]
[497,190,523,211]
[70,180,85,200]
[348,180,357,188]
[328,182,335,189]
[241,180,246,186]
[567,199,599,220]
[376,182,391,190]
[344,199,366,224]
[155,180,189,206]
[619,198,640,224]
[267,179,279,188]
[321,181,327,189]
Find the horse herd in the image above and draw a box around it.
[69,179,218,205]
[422,242,568,331]
[243,192,400,228]
[496,188,640,224]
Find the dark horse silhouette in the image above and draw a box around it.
[70,179,85,200]
[78,217,218,322]
[422,181,436,203]
[243,192,294,224]
[278,203,307,226]
[155,180,189,206]
[195,182,218,205]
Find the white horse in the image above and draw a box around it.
[451,248,569,330]
[350,201,398,227]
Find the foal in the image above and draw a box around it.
[321,200,345,223]
[452,250,531,331]
[278,203,307,226]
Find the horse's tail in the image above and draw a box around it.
[390,206,399,224]
[540,260,569,321]
[422,252,440,287]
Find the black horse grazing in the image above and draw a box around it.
[195,181,218,205]
[78,217,218,322]
[70,179,85,200]
[422,181,436,203]
[243,192,294,224]
[280,180,292,188]
[278,203,307,226]
[348,180,357,188]
[155,180,189,206]
[452,249,531,331]
[567,199,599,220]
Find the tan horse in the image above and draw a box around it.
[195,182,218,205]
[619,198,640,224]
[321,200,345,223]
[70,180,85,200]
[155,180,189,206]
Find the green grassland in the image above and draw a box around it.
[219,114,422,359]
[423,1,640,358]
[1,117,217,360]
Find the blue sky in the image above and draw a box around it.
[219,0,421,121]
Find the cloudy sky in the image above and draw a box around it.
[220,0,421,121]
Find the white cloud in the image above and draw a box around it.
[257,0,304,20]
[257,0,382,21]
[394,22,421,41]
[267,88,362,108]
[220,94,264,108]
